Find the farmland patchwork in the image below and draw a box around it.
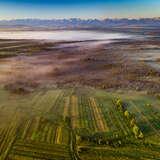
[0,87,160,160]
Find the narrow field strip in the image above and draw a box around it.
[63,97,70,120]
[9,149,71,160]
[54,126,62,144]
[30,116,41,141]
[113,107,131,135]
[49,90,65,116]
[32,91,54,112]
[9,141,71,160]
[14,140,69,150]
[97,98,117,132]
[29,91,46,110]
[25,119,38,141]
[40,123,49,142]
[13,143,69,154]
[46,124,53,144]
[79,146,160,160]
[70,95,79,129]
[46,90,62,113]
[21,119,33,140]
[87,97,99,132]
[89,97,108,132]
[80,96,95,131]
[78,96,88,129]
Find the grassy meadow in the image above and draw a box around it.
[0,86,160,160]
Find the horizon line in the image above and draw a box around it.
[0,17,160,21]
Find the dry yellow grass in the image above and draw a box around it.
[89,97,108,132]
[55,126,62,144]
[71,95,79,129]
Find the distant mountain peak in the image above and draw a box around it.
[0,18,160,29]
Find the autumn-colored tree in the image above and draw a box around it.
[124,110,130,119]
[132,124,139,138]
[138,131,144,139]
[132,124,144,139]
[116,98,123,110]
[130,118,136,127]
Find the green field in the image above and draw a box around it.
[0,86,160,160]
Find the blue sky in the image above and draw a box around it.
[0,0,160,19]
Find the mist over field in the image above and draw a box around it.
[0,30,133,41]
[0,24,160,160]
[1,0,160,160]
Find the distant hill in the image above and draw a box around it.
[0,18,160,29]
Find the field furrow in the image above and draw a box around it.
[70,95,79,129]
[89,97,108,132]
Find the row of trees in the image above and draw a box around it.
[75,128,128,147]
[75,98,144,148]
[115,98,144,139]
